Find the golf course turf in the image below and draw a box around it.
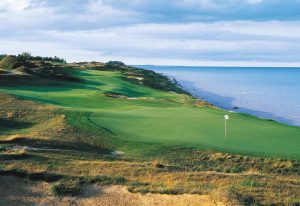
[1,68,300,159]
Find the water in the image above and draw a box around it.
[138,66,300,126]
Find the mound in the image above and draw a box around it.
[0,56,24,70]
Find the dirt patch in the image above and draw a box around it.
[0,176,224,206]
[127,75,144,81]
[103,92,141,100]
[111,151,125,156]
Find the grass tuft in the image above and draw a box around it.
[88,175,127,185]
[51,178,82,196]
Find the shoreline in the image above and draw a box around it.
[145,68,300,128]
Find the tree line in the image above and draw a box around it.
[0,52,66,63]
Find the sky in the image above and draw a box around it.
[1,0,300,66]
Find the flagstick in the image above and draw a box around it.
[225,119,227,139]
[225,118,227,139]
[224,114,229,140]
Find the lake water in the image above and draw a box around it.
[138,66,300,127]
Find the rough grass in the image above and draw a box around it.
[0,56,23,70]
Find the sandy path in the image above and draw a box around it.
[0,176,224,206]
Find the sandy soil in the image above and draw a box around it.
[0,176,224,206]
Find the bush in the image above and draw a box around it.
[0,54,7,61]
[88,175,127,185]
[17,52,32,61]
[51,178,82,196]
[230,166,244,173]
[106,61,126,67]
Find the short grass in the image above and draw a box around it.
[1,68,300,159]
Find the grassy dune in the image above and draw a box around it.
[1,68,300,159]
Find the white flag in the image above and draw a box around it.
[224,115,229,120]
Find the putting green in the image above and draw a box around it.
[1,69,300,159]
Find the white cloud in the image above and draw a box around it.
[0,0,31,12]
[81,0,139,24]
[0,0,300,66]
[1,21,300,66]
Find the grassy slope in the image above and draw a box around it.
[1,68,300,159]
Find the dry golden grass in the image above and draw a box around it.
[3,154,300,205]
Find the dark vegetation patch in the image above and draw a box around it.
[51,178,82,196]
[0,54,6,61]
[104,91,130,99]
[122,68,189,94]
[0,118,32,130]
[15,52,66,63]
[0,169,64,181]
[86,175,127,185]
[106,60,127,67]
[0,150,28,160]
[22,61,81,82]
[0,69,8,74]
[0,54,81,86]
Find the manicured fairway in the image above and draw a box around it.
[1,69,300,159]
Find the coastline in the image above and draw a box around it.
[142,67,300,128]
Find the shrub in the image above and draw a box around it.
[51,178,82,196]
[88,175,127,185]
[0,54,7,61]
[17,52,32,61]
[230,166,244,173]
[106,61,126,67]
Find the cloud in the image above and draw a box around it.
[0,0,300,66]
[1,21,300,66]
[0,0,31,12]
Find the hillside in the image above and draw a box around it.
[1,55,300,205]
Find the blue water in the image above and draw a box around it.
[139,66,300,126]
